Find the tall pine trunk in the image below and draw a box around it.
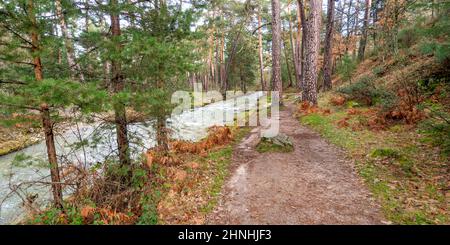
[219,34,226,92]
[258,6,266,91]
[110,0,131,171]
[28,0,63,208]
[297,0,307,91]
[271,0,283,103]
[295,4,302,89]
[287,1,300,87]
[302,0,322,105]
[358,0,372,61]
[283,35,294,88]
[55,0,85,82]
[345,0,353,53]
[323,0,335,91]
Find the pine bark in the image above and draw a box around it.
[323,0,335,91]
[358,0,372,61]
[295,4,302,89]
[258,6,266,91]
[28,0,63,208]
[271,0,283,102]
[345,0,353,53]
[287,1,300,87]
[219,34,226,92]
[302,0,322,105]
[297,0,307,90]
[110,0,131,170]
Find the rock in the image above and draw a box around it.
[261,133,293,148]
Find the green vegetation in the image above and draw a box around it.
[336,54,357,83]
[300,102,448,224]
[256,140,294,153]
[0,0,449,226]
[301,112,358,150]
[337,75,396,108]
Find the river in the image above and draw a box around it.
[0,91,265,224]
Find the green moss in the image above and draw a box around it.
[300,112,358,150]
[370,148,400,159]
[256,140,293,153]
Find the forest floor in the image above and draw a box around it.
[207,102,386,224]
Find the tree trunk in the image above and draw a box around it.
[110,0,131,170]
[323,0,335,91]
[358,0,372,61]
[55,0,85,82]
[283,38,294,88]
[297,0,307,91]
[258,6,266,91]
[295,3,302,89]
[156,116,169,152]
[352,1,361,59]
[41,104,63,209]
[28,0,63,208]
[287,1,300,87]
[302,0,322,105]
[372,0,379,49]
[220,34,226,92]
[223,1,251,95]
[206,10,215,92]
[345,0,353,53]
[271,0,283,103]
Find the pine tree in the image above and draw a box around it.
[302,0,322,105]
[323,0,335,91]
[271,0,283,103]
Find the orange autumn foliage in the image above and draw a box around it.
[330,96,346,106]
[78,206,136,225]
[386,89,426,124]
[145,126,233,167]
[347,108,362,115]
[171,126,232,154]
[297,101,332,116]
[337,118,350,128]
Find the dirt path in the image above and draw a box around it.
[207,103,385,224]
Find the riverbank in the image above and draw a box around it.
[7,92,267,224]
[0,128,41,156]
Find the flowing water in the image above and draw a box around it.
[0,92,265,224]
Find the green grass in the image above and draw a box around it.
[370,148,401,159]
[300,112,358,151]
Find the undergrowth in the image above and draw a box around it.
[299,93,448,224]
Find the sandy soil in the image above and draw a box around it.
[207,104,386,224]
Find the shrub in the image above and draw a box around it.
[372,66,386,77]
[418,104,450,156]
[337,75,396,107]
[398,28,420,49]
[336,54,357,82]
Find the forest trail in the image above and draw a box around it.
[207,103,386,224]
